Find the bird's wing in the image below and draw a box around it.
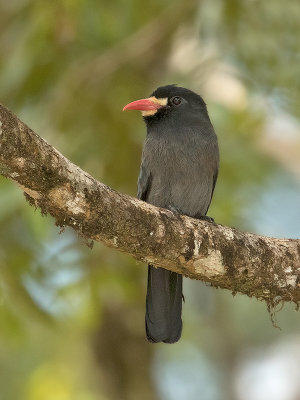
[211,169,218,200]
[203,168,219,216]
[137,163,152,201]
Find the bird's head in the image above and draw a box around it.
[123,85,209,126]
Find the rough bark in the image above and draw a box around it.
[1,103,300,307]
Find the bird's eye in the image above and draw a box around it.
[171,96,182,106]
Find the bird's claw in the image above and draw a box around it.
[169,206,182,217]
[195,215,215,223]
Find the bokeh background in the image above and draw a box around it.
[0,0,300,399]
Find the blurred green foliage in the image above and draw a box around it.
[0,0,299,399]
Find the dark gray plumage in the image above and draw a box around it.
[136,85,219,343]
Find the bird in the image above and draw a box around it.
[123,85,219,343]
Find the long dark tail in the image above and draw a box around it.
[145,265,182,343]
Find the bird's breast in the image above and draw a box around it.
[143,134,217,217]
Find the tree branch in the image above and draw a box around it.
[1,104,300,307]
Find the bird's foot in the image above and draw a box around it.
[169,206,182,217]
[195,214,215,223]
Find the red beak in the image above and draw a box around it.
[123,98,163,112]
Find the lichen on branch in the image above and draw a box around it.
[1,103,300,308]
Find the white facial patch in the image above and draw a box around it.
[141,97,168,117]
